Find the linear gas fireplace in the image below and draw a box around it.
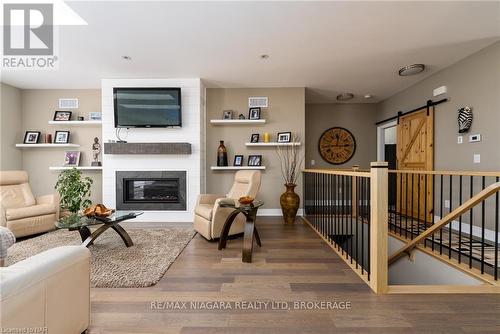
[116,171,186,211]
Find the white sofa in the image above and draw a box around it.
[0,246,91,334]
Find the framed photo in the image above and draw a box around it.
[248,155,262,166]
[89,112,102,121]
[233,155,244,166]
[54,131,70,144]
[63,151,81,167]
[250,133,260,143]
[277,131,292,143]
[53,111,72,121]
[23,131,41,144]
[248,107,261,120]
[222,110,233,120]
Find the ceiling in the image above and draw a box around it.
[2,1,499,103]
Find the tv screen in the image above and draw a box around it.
[114,87,182,127]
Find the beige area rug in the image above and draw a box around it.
[6,228,195,288]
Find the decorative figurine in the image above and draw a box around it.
[238,113,246,120]
[91,137,102,166]
[217,140,228,166]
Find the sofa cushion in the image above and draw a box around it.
[0,184,36,209]
[194,204,213,220]
[6,204,55,221]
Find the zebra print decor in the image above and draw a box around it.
[457,106,473,133]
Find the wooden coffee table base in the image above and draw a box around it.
[78,222,134,248]
[218,206,261,263]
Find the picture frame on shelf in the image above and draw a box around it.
[250,133,260,143]
[222,110,233,120]
[54,131,70,144]
[63,151,81,167]
[248,107,261,120]
[248,155,262,166]
[233,155,244,166]
[53,111,72,121]
[277,131,292,143]
[23,131,41,144]
[89,112,102,121]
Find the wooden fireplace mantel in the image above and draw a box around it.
[104,142,192,155]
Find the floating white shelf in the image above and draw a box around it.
[49,166,102,171]
[245,142,301,147]
[16,143,80,148]
[210,119,266,125]
[48,120,102,126]
[211,166,266,171]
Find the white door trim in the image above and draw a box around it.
[377,120,398,161]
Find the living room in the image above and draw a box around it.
[1,1,500,333]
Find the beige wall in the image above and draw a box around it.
[305,103,378,169]
[377,41,500,171]
[206,88,305,210]
[1,83,23,170]
[21,89,102,203]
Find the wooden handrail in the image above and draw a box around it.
[388,182,500,265]
[302,169,371,177]
[388,169,500,177]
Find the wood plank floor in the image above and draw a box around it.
[89,217,500,333]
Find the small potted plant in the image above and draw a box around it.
[276,135,303,224]
[55,168,93,224]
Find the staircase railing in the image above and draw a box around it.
[303,162,388,293]
[387,170,500,281]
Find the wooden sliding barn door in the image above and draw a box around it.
[396,107,434,222]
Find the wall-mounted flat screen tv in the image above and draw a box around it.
[114,87,182,127]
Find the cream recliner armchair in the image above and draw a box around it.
[194,170,262,240]
[0,171,59,237]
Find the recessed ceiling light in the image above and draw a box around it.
[260,54,269,60]
[336,93,354,101]
[398,64,425,76]
[121,55,132,60]
[364,94,372,99]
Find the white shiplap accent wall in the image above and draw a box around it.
[101,78,203,222]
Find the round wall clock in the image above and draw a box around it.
[318,127,356,165]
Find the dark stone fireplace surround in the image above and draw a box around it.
[116,171,187,211]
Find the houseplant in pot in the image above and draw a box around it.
[55,168,93,225]
[276,135,303,224]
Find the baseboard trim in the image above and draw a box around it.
[257,209,303,216]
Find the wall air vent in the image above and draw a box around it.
[58,98,79,109]
[248,97,268,108]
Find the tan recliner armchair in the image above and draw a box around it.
[0,171,59,237]
[194,170,262,240]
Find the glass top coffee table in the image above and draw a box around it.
[56,211,143,248]
[218,199,264,263]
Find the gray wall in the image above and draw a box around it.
[206,88,305,211]
[377,41,500,171]
[1,83,23,170]
[305,103,378,169]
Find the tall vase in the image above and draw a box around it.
[217,140,228,166]
[280,183,300,224]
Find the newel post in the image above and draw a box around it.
[351,165,359,217]
[369,161,388,293]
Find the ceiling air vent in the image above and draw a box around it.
[248,97,268,108]
[58,98,79,109]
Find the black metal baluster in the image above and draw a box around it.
[481,176,485,274]
[411,173,415,239]
[355,176,359,268]
[367,177,371,281]
[399,173,403,236]
[458,175,463,264]
[350,176,353,263]
[424,174,428,247]
[432,174,435,251]
[469,176,474,268]
[449,175,453,259]
[336,175,339,250]
[361,178,369,274]
[405,173,409,239]
[495,176,499,280]
[417,173,421,237]
[440,174,444,255]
